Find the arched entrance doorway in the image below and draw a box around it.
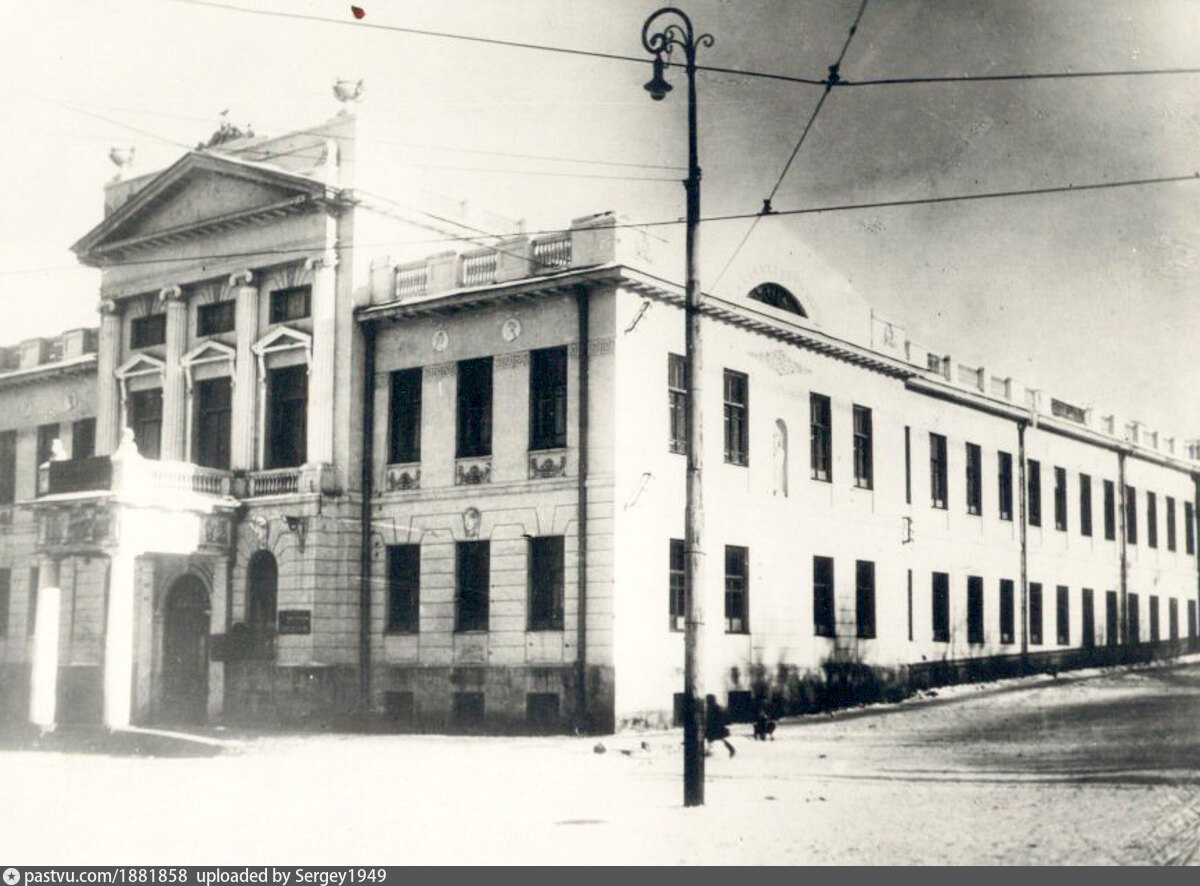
[160,575,210,725]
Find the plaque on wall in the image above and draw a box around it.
[277,610,312,635]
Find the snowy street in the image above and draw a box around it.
[5,658,1200,865]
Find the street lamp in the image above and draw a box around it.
[641,6,713,808]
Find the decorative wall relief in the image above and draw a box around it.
[455,458,491,487]
[385,464,421,491]
[501,317,522,343]
[749,349,808,376]
[528,451,567,480]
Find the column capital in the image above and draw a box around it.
[99,297,120,317]
[158,284,184,304]
[228,269,255,288]
[305,253,338,272]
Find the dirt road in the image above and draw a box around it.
[3,659,1198,864]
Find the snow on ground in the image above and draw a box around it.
[3,658,1199,865]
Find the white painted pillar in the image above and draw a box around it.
[208,555,230,720]
[96,300,122,456]
[29,559,61,730]
[160,286,188,461]
[306,255,336,466]
[230,271,258,472]
[103,551,138,730]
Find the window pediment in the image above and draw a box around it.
[252,325,311,373]
[115,352,165,381]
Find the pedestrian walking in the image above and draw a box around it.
[705,694,736,757]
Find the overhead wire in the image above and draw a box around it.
[711,0,869,288]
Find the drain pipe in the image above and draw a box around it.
[1193,473,1199,650]
[574,285,590,732]
[1118,451,1128,648]
[1018,420,1028,658]
[359,319,377,713]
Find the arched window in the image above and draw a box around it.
[748,282,807,317]
[246,551,278,631]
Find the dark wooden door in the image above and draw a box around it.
[161,577,210,725]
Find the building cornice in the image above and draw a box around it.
[0,353,97,389]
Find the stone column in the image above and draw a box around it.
[230,271,258,472]
[208,555,231,720]
[96,299,123,456]
[29,559,61,730]
[160,285,188,461]
[306,255,336,466]
[103,550,138,730]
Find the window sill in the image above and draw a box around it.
[856,632,876,640]
[967,509,981,517]
[528,625,565,633]
[811,474,832,484]
[723,459,749,468]
[384,629,419,636]
[454,628,489,635]
[853,482,874,491]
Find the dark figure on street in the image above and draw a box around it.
[753,699,776,741]
[705,694,736,757]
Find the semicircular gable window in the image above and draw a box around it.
[748,282,807,317]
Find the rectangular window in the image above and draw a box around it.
[1149,595,1160,642]
[71,418,96,460]
[1188,600,1197,640]
[130,314,165,349]
[931,572,950,642]
[904,426,912,504]
[1104,480,1116,541]
[455,540,490,632]
[526,693,560,731]
[722,371,749,466]
[1187,501,1196,555]
[0,569,9,636]
[452,692,485,729]
[998,451,1013,521]
[529,347,568,451]
[668,539,685,632]
[1080,473,1093,537]
[724,545,748,633]
[0,431,14,505]
[1129,592,1141,643]
[965,443,982,515]
[855,560,875,639]
[929,433,948,509]
[197,300,235,336]
[813,556,835,638]
[810,394,832,481]
[1029,582,1043,645]
[127,388,163,461]
[907,568,913,641]
[269,286,311,323]
[388,368,422,465]
[1082,588,1095,649]
[967,575,984,645]
[1056,585,1070,645]
[194,378,232,470]
[1166,496,1177,551]
[27,566,38,637]
[853,406,873,489]
[1054,467,1068,531]
[385,544,420,634]
[1106,591,1119,646]
[1147,491,1158,549]
[456,357,493,459]
[266,365,306,469]
[1027,460,1042,527]
[1169,597,1179,642]
[1000,579,1015,645]
[667,354,686,455]
[1125,486,1138,545]
[529,536,565,631]
[36,423,58,476]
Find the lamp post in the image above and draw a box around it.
[642,6,713,808]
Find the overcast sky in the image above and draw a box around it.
[1,0,1198,438]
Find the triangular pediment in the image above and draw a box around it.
[73,152,340,263]
[181,339,236,367]
[115,352,166,379]
[252,325,311,358]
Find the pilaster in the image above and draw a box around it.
[103,550,138,729]
[306,254,336,466]
[29,559,62,729]
[230,270,258,471]
[160,285,188,461]
[96,299,122,456]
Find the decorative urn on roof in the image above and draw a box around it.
[107,146,136,182]
[333,78,364,112]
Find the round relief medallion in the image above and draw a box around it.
[501,317,521,343]
[432,329,449,353]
